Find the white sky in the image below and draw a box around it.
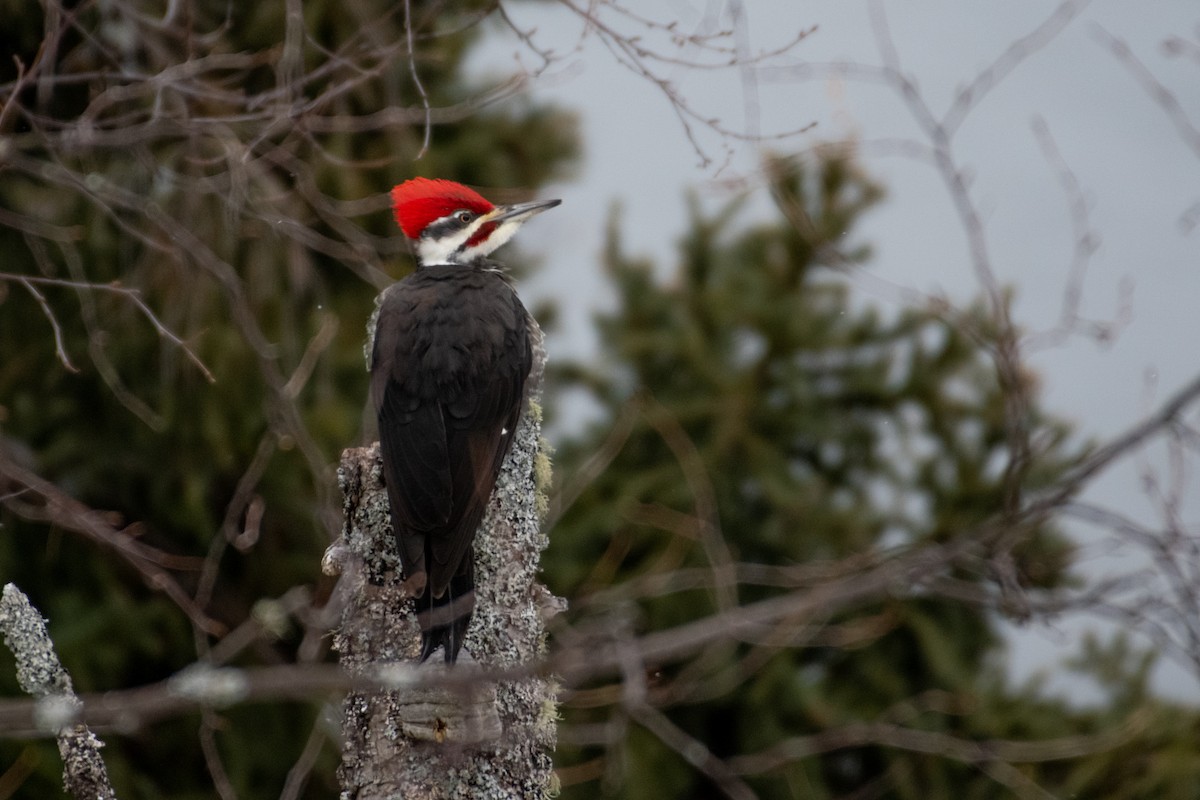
[472,1,1200,702]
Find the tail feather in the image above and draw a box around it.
[414,568,476,664]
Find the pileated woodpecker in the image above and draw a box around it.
[371,178,560,664]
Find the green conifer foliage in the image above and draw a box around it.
[546,153,1090,798]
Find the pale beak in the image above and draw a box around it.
[487,198,562,224]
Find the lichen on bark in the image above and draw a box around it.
[327,320,562,799]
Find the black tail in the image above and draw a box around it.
[415,566,476,664]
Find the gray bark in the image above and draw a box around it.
[326,321,562,799]
[0,583,117,800]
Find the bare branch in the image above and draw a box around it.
[726,711,1149,776]
[1094,24,1200,158]
[279,715,329,800]
[0,448,223,637]
[941,0,1092,136]
[404,0,433,159]
[632,704,757,800]
[0,272,216,383]
[17,276,79,373]
[547,0,817,168]
[1023,116,1131,351]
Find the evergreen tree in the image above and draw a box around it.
[0,1,575,796]
[544,152,1136,798]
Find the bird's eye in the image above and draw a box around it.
[457,211,474,224]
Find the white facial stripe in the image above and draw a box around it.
[415,213,490,266]
[416,212,528,266]
[415,229,470,265]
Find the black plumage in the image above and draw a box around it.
[370,262,532,663]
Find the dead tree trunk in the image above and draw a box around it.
[0,584,118,800]
[325,325,562,799]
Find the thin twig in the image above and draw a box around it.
[0,273,215,383]
[0,449,224,637]
[17,277,79,373]
[403,0,433,159]
[279,715,328,800]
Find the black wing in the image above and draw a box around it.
[370,269,532,598]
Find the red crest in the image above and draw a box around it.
[390,178,495,239]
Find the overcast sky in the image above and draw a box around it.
[472,1,1200,701]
